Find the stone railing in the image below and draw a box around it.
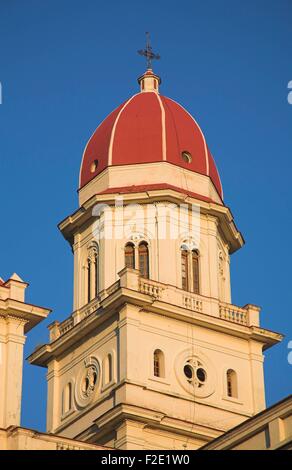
[139,278,164,299]
[73,297,100,324]
[58,317,74,336]
[48,281,123,342]
[219,303,248,325]
[182,293,203,313]
[2,426,106,450]
[138,275,209,315]
[48,269,260,342]
[121,269,260,326]
[219,303,260,327]
[102,280,120,298]
[48,299,100,342]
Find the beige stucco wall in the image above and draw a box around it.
[78,162,223,207]
[43,295,266,449]
[28,166,279,450]
[0,427,105,450]
[0,316,26,428]
[72,203,231,311]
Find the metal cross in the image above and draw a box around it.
[138,32,160,70]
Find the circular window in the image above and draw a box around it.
[196,367,206,384]
[184,364,193,380]
[181,151,192,163]
[183,359,207,389]
[175,351,215,398]
[90,159,99,173]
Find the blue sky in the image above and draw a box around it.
[0,0,291,431]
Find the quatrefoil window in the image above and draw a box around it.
[183,358,207,389]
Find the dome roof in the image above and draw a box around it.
[79,70,223,199]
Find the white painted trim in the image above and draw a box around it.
[164,96,210,176]
[79,97,137,187]
[78,105,121,188]
[79,122,103,189]
[155,93,167,161]
[108,94,139,166]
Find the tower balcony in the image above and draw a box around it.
[28,268,283,445]
[44,269,281,351]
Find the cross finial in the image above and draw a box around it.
[138,32,160,70]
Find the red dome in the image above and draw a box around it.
[80,82,223,199]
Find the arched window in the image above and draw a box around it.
[181,246,200,294]
[181,249,189,291]
[62,382,72,415]
[87,257,91,304]
[192,250,200,294]
[125,243,135,269]
[138,242,149,279]
[153,349,165,378]
[104,353,113,384]
[94,249,99,298]
[227,369,238,398]
[87,244,99,303]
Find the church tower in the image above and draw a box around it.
[29,66,282,450]
[0,274,50,429]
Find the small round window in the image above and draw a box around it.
[184,364,193,380]
[196,367,206,383]
[184,359,207,388]
[181,151,192,164]
[90,159,99,173]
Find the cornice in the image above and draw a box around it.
[59,188,244,253]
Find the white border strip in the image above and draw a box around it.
[108,94,139,166]
[79,120,104,188]
[155,93,167,161]
[165,96,209,176]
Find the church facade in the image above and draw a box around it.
[0,67,290,450]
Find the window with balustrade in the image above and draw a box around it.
[181,249,189,291]
[124,241,150,279]
[181,247,200,294]
[192,250,200,294]
[138,242,149,279]
[125,243,135,269]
